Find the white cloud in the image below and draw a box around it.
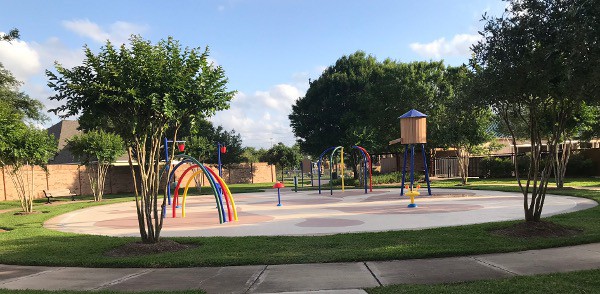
[409,33,481,58]
[210,83,305,148]
[0,37,41,82]
[61,19,148,45]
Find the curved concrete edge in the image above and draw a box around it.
[1,243,600,293]
[42,188,599,237]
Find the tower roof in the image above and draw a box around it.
[399,109,427,119]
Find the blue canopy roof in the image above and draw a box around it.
[398,109,427,119]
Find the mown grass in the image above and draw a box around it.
[367,269,600,294]
[0,179,599,268]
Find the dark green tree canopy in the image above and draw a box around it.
[47,35,235,146]
[184,119,244,165]
[290,51,471,156]
[1,28,19,42]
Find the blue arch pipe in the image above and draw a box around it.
[351,146,368,194]
[162,155,227,223]
[317,146,337,194]
[174,154,228,223]
[329,146,343,195]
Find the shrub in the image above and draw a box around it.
[479,157,513,178]
[566,153,596,177]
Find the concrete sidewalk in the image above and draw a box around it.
[1,243,600,293]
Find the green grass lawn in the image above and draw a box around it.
[0,179,599,268]
[367,269,600,294]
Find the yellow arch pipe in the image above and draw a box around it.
[181,169,238,221]
[182,170,203,218]
[213,173,238,221]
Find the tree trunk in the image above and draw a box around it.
[553,140,571,189]
[456,147,470,185]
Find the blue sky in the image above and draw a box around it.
[0,0,505,148]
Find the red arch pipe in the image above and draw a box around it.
[204,165,233,222]
[356,146,373,192]
[172,164,200,218]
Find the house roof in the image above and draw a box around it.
[47,120,80,164]
[46,120,130,164]
[399,109,427,119]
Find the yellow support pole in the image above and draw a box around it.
[341,147,345,192]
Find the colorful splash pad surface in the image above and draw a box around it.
[45,188,596,237]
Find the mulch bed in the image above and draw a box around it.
[13,211,42,215]
[105,239,198,257]
[491,221,582,238]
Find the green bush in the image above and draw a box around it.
[330,177,360,186]
[479,157,513,178]
[329,171,426,186]
[566,153,596,177]
[517,154,530,176]
[372,171,424,185]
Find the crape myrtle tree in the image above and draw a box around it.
[472,0,600,221]
[67,130,125,201]
[0,64,56,212]
[262,143,302,182]
[438,66,494,185]
[47,36,235,243]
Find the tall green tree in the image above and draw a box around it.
[262,143,302,181]
[47,36,235,243]
[437,66,494,185]
[472,0,600,221]
[183,119,244,165]
[290,51,381,156]
[67,130,125,201]
[0,63,55,213]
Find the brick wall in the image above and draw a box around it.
[1,162,275,201]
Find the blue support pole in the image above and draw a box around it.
[410,144,415,190]
[318,159,322,194]
[277,188,282,206]
[421,144,432,195]
[400,146,408,196]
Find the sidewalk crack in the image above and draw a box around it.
[470,256,520,276]
[363,262,383,286]
[91,268,154,290]
[245,265,268,293]
[0,267,65,286]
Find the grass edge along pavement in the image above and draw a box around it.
[0,180,600,268]
[366,268,600,294]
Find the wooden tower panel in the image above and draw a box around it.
[400,117,427,144]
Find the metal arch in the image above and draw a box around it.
[352,145,373,192]
[329,146,343,195]
[174,155,226,223]
[351,146,369,194]
[317,146,338,194]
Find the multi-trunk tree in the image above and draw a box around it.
[0,63,56,212]
[67,130,125,201]
[47,36,235,243]
[472,0,600,221]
